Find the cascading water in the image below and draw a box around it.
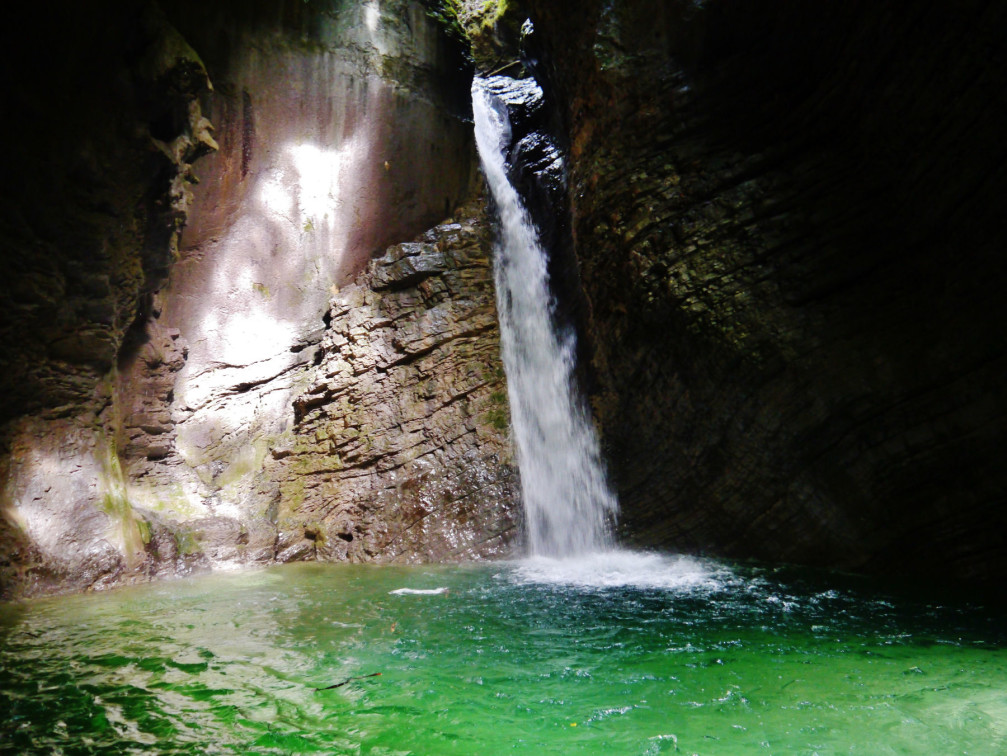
[472,76,618,558]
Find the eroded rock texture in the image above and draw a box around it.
[0,1,218,596]
[110,0,507,571]
[6,0,1004,597]
[0,0,518,598]
[277,196,518,563]
[522,0,1007,582]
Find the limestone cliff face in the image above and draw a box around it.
[0,0,518,598]
[113,0,510,567]
[0,1,219,596]
[518,0,1007,582]
[276,196,517,564]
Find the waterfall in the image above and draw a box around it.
[472,76,618,558]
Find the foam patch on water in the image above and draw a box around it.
[509,550,731,591]
[389,587,450,595]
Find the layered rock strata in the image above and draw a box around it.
[274,196,518,563]
[2,190,517,598]
[121,193,518,570]
[520,0,1007,582]
[119,0,478,539]
[0,0,519,598]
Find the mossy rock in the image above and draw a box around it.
[174,529,200,556]
[455,0,525,71]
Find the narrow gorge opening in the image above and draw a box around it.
[473,75,617,559]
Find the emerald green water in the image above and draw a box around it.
[2,555,1006,755]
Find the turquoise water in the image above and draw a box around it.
[2,554,1006,754]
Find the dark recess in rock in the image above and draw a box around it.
[240,90,254,178]
[519,0,1007,585]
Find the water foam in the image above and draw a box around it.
[508,550,732,591]
[389,587,450,596]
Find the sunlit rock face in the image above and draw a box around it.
[522,0,1007,583]
[117,0,477,542]
[114,190,518,576]
[1,0,516,598]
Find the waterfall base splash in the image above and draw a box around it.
[509,550,731,590]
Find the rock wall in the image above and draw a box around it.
[0,2,215,425]
[9,0,1003,596]
[519,0,1007,582]
[0,0,518,598]
[275,195,517,563]
[0,1,218,596]
[114,0,494,558]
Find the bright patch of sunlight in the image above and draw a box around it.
[258,172,294,220]
[218,309,292,366]
[289,142,344,223]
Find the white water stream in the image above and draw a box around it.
[472,77,618,558]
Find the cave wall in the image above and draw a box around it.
[0,3,215,425]
[519,0,1007,582]
[0,0,518,598]
[114,0,499,560]
[0,1,219,595]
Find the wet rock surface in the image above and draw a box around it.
[523,0,1007,582]
[0,409,211,598]
[278,195,519,564]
